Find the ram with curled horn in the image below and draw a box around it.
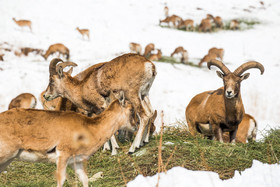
[43,59,122,155]
[43,54,157,154]
[185,59,264,143]
[44,59,80,101]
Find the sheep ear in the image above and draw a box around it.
[216,71,224,79]
[58,66,64,78]
[151,110,157,122]
[240,73,250,81]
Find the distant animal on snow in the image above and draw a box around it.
[76,27,90,40]
[129,42,142,54]
[42,43,70,60]
[12,18,32,32]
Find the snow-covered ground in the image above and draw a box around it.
[0,0,279,186]
[128,160,280,187]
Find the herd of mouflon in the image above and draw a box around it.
[0,3,266,187]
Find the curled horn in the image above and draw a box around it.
[207,59,231,75]
[56,61,78,73]
[49,58,64,76]
[233,61,264,76]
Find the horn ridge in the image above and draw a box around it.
[56,61,78,73]
[207,59,231,75]
[233,61,264,76]
[49,58,63,75]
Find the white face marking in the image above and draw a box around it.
[225,87,235,98]
[225,79,237,99]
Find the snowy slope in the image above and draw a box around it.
[0,0,280,186]
[1,0,280,132]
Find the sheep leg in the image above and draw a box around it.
[142,96,155,143]
[141,119,151,145]
[128,114,149,153]
[127,86,154,153]
[140,122,149,147]
[0,142,21,173]
[143,96,154,115]
[139,96,154,145]
[229,128,238,144]
[186,119,197,137]
[103,141,110,151]
[0,150,21,173]
[110,135,119,156]
[56,153,69,187]
[140,97,152,146]
[0,157,16,173]
[140,97,153,117]
[103,135,119,155]
[71,161,88,187]
[142,110,157,144]
[128,104,151,153]
[213,125,223,143]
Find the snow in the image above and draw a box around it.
[0,0,280,186]
[128,160,280,187]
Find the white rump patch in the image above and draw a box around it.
[247,119,257,139]
[144,62,155,77]
[30,97,37,108]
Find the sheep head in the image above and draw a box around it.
[43,58,77,101]
[208,59,264,99]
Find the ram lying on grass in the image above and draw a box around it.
[186,60,264,143]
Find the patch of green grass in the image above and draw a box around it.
[238,18,261,26]
[157,56,200,68]
[223,18,261,31]
[0,127,279,186]
[159,18,260,33]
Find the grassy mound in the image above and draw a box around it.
[0,127,279,186]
